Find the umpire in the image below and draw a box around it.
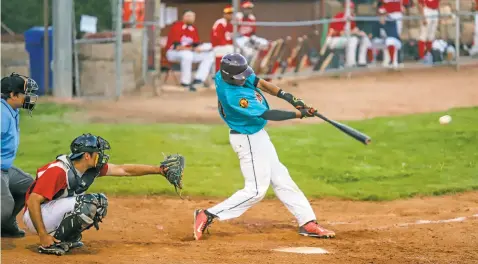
[1,73,39,237]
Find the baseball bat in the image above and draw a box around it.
[314,112,371,145]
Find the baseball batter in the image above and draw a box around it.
[325,2,370,67]
[23,133,184,256]
[193,53,335,240]
[418,0,440,60]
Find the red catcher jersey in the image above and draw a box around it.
[379,0,404,13]
[165,21,200,50]
[237,12,257,37]
[24,160,109,208]
[211,18,233,46]
[419,0,439,9]
[476,0,478,11]
[329,12,357,37]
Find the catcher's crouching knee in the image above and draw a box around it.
[76,193,109,230]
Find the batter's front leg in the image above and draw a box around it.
[270,162,316,226]
[269,157,336,238]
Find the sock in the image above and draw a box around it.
[418,41,426,59]
[426,41,433,54]
[367,49,374,62]
[388,45,396,63]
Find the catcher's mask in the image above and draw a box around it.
[69,133,111,169]
[220,53,254,86]
[1,73,39,116]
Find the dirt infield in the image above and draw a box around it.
[3,66,478,263]
[62,66,478,125]
[2,192,478,264]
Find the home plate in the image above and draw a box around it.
[272,247,330,254]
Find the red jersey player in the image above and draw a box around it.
[166,10,214,91]
[377,0,411,36]
[211,5,234,72]
[237,1,257,37]
[323,1,370,67]
[23,133,184,256]
[235,1,269,60]
[417,0,440,60]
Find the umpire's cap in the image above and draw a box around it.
[220,53,254,86]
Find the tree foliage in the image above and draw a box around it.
[1,0,114,34]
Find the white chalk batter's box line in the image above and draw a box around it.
[327,214,478,230]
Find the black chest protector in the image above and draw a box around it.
[55,155,102,198]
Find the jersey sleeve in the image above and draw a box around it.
[99,163,109,177]
[245,73,260,88]
[227,88,267,118]
[31,167,67,201]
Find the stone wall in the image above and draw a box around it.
[0,30,145,97]
[1,42,30,77]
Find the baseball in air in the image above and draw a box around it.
[439,115,452,125]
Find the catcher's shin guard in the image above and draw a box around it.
[43,194,108,255]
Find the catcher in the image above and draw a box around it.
[22,133,185,256]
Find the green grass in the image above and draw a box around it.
[15,103,478,200]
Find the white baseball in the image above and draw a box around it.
[439,115,452,125]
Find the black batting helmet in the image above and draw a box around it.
[220,53,254,86]
[69,133,111,169]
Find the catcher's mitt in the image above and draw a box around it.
[160,154,185,198]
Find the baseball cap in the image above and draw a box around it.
[241,1,254,8]
[223,5,234,14]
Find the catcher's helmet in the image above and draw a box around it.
[220,53,254,86]
[69,133,111,169]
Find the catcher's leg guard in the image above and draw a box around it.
[39,194,108,255]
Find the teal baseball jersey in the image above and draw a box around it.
[215,72,269,134]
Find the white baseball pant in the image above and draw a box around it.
[369,37,402,66]
[326,36,369,66]
[166,47,215,85]
[388,12,403,36]
[207,129,317,227]
[23,197,76,234]
[432,39,456,61]
[236,36,269,61]
[419,7,439,41]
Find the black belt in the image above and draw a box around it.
[230,129,241,134]
[1,169,8,173]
